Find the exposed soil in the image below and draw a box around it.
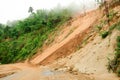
[0,5,120,80]
[30,9,101,65]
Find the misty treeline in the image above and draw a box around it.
[0,7,72,64]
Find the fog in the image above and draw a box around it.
[0,0,98,24]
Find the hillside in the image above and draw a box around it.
[0,7,72,64]
[0,1,120,80]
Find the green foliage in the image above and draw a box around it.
[116,21,120,30]
[108,10,118,21]
[96,25,102,31]
[0,7,72,64]
[108,22,120,76]
[95,20,107,32]
[100,30,109,39]
[98,21,120,39]
[117,70,120,77]
[109,23,117,31]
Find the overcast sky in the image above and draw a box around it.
[0,0,98,24]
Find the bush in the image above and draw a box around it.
[100,31,109,39]
[108,36,120,76]
[108,10,118,21]
[117,70,120,77]
[96,25,102,31]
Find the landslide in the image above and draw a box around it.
[0,3,120,80]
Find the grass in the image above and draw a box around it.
[100,30,109,39]
[107,21,120,76]
[108,10,118,21]
[98,18,119,39]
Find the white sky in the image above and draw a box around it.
[0,0,97,24]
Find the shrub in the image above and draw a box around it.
[96,25,102,31]
[108,10,118,21]
[108,36,120,76]
[100,31,109,39]
[117,70,120,77]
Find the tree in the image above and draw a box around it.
[28,6,34,13]
[3,26,11,39]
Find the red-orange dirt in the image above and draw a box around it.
[0,5,120,80]
[31,9,101,65]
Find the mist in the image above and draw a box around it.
[0,0,98,24]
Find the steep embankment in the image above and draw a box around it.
[0,5,120,80]
[31,9,101,65]
[0,9,101,80]
[49,30,120,80]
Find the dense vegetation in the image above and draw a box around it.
[0,7,72,64]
